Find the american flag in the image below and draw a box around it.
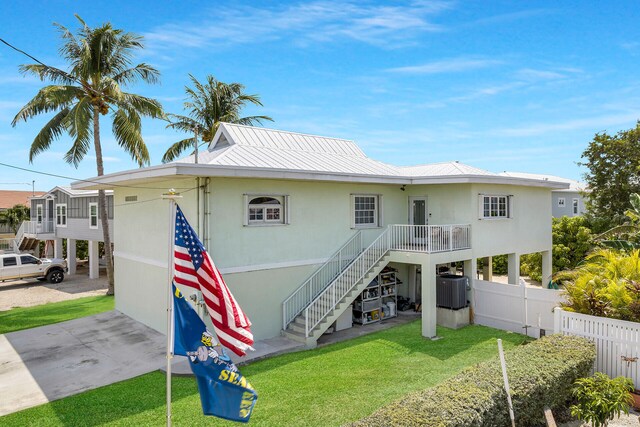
[173,205,254,356]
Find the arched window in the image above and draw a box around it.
[248,196,283,224]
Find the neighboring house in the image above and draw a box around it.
[0,190,45,235]
[15,187,114,278]
[72,123,567,346]
[500,172,587,218]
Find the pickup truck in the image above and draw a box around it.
[0,253,66,283]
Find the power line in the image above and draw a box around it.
[0,161,195,190]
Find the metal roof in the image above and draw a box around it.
[499,172,586,192]
[71,123,570,190]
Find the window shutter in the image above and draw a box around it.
[242,194,248,226]
[508,195,514,218]
[284,195,290,225]
[378,194,384,227]
[478,194,485,220]
[350,194,356,228]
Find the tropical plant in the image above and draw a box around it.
[11,15,164,295]
[521,216,594,283]
[558,249,640,321]
[595,193,640,251]
[0,204,30,234]
[162,74,273,163]
[571,372,633,427]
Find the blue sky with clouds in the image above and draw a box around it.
[1,0,639,191]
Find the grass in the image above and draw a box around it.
[1,321,528,426]
[0,295,114,334]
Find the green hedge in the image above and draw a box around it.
[349,334,595,427]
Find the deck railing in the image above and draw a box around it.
[282,231,363,330]
[22,220,55,235]
[0,238,16,253]
[284,223,472,336]
[389,224,471,253]
[304,228,389,337]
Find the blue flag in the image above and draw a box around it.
[172,284,258,422]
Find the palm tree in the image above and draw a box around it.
[12,15,164,295]
[0,204,30,234]
[595,193,640,251]
[162,74,272,163]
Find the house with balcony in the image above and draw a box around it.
[72,123,567,347]
[15,187,114,279]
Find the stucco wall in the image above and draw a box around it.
[552,191,585,218]
[112,177,554,340]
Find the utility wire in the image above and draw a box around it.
[0,161,196,190]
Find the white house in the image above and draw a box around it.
[16,187,114,278]
[500,172,587,218]
[72,124,567,346]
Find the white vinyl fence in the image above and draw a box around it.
[554,309,640,388]
[473,280,565,338]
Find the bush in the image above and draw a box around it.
[571,372,633,427]
[349,335,595,427]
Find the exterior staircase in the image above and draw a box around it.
[283,228,392,346]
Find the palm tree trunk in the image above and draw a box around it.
[93,106,115,295]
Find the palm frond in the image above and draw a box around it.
[112,108,150,167]
[162,138,196,163]
[28,108,70,162]
[600,240,640,251]
[118,92,165,119]
[62,98,93,167]
[18,64,77,85]
[12,85,83,125]
[595,224,640,241]
[112,63,160,86]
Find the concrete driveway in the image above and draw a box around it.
[0,310,166,416]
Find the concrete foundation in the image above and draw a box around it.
[437,306,470,329]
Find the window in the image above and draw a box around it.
[352,194,382,228]
[36,205,43,224]
[573,199,579,215]
[558,197,566,208]
[481,195,510,219]
[2,257,17,267]
[245,196,286,225]
[20,255,39,265]
[89,203,98,229]
[56,204,67,227]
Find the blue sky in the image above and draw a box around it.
[1,0,639,191]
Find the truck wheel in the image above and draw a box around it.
[47,269,64,284]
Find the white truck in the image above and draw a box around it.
[0,253,66,283]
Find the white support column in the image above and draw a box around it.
[482,256,493,281]
[508,253,520,285]
[88,240,99,279]
[421,262,437,339]
[463,258,477,323]
[54,238,63,259]
[541,250,552,287]
[67,239,77,275]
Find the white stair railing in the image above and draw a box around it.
[282,231,363,330]
[389,224,471,252]
[304,228,390,337]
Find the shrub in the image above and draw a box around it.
[348,335,595,427]
[571,372,633,427]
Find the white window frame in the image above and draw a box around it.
[479,195,511,220]
[558,197,566,208]
[36,205,43,224]
[89,202,98,229]
[243,194,289,226]
[55,203,67,228]
[351,194,383,228]
[572,198,579,215]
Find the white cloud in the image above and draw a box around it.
[144,1,453,51]
[387,57,503,74]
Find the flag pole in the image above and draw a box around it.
[162,190,182,427]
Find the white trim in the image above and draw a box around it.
[572,198,579,214]
[557,197,565,207]
[244,194,287,226]
[351,193,381,229]
[478,194,511,219]
[55,203,67,228]
[36,205,43,224]
[89,202,98,229]
[114,250,328,274]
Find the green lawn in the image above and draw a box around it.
[0,295,114,334]
[1,321,528,426]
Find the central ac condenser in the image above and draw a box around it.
[436,274,468,309]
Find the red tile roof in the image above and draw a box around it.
[0,190,45,209]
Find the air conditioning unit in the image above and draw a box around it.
[436,274,468,310]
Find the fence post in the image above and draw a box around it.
[553,307,562,334]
